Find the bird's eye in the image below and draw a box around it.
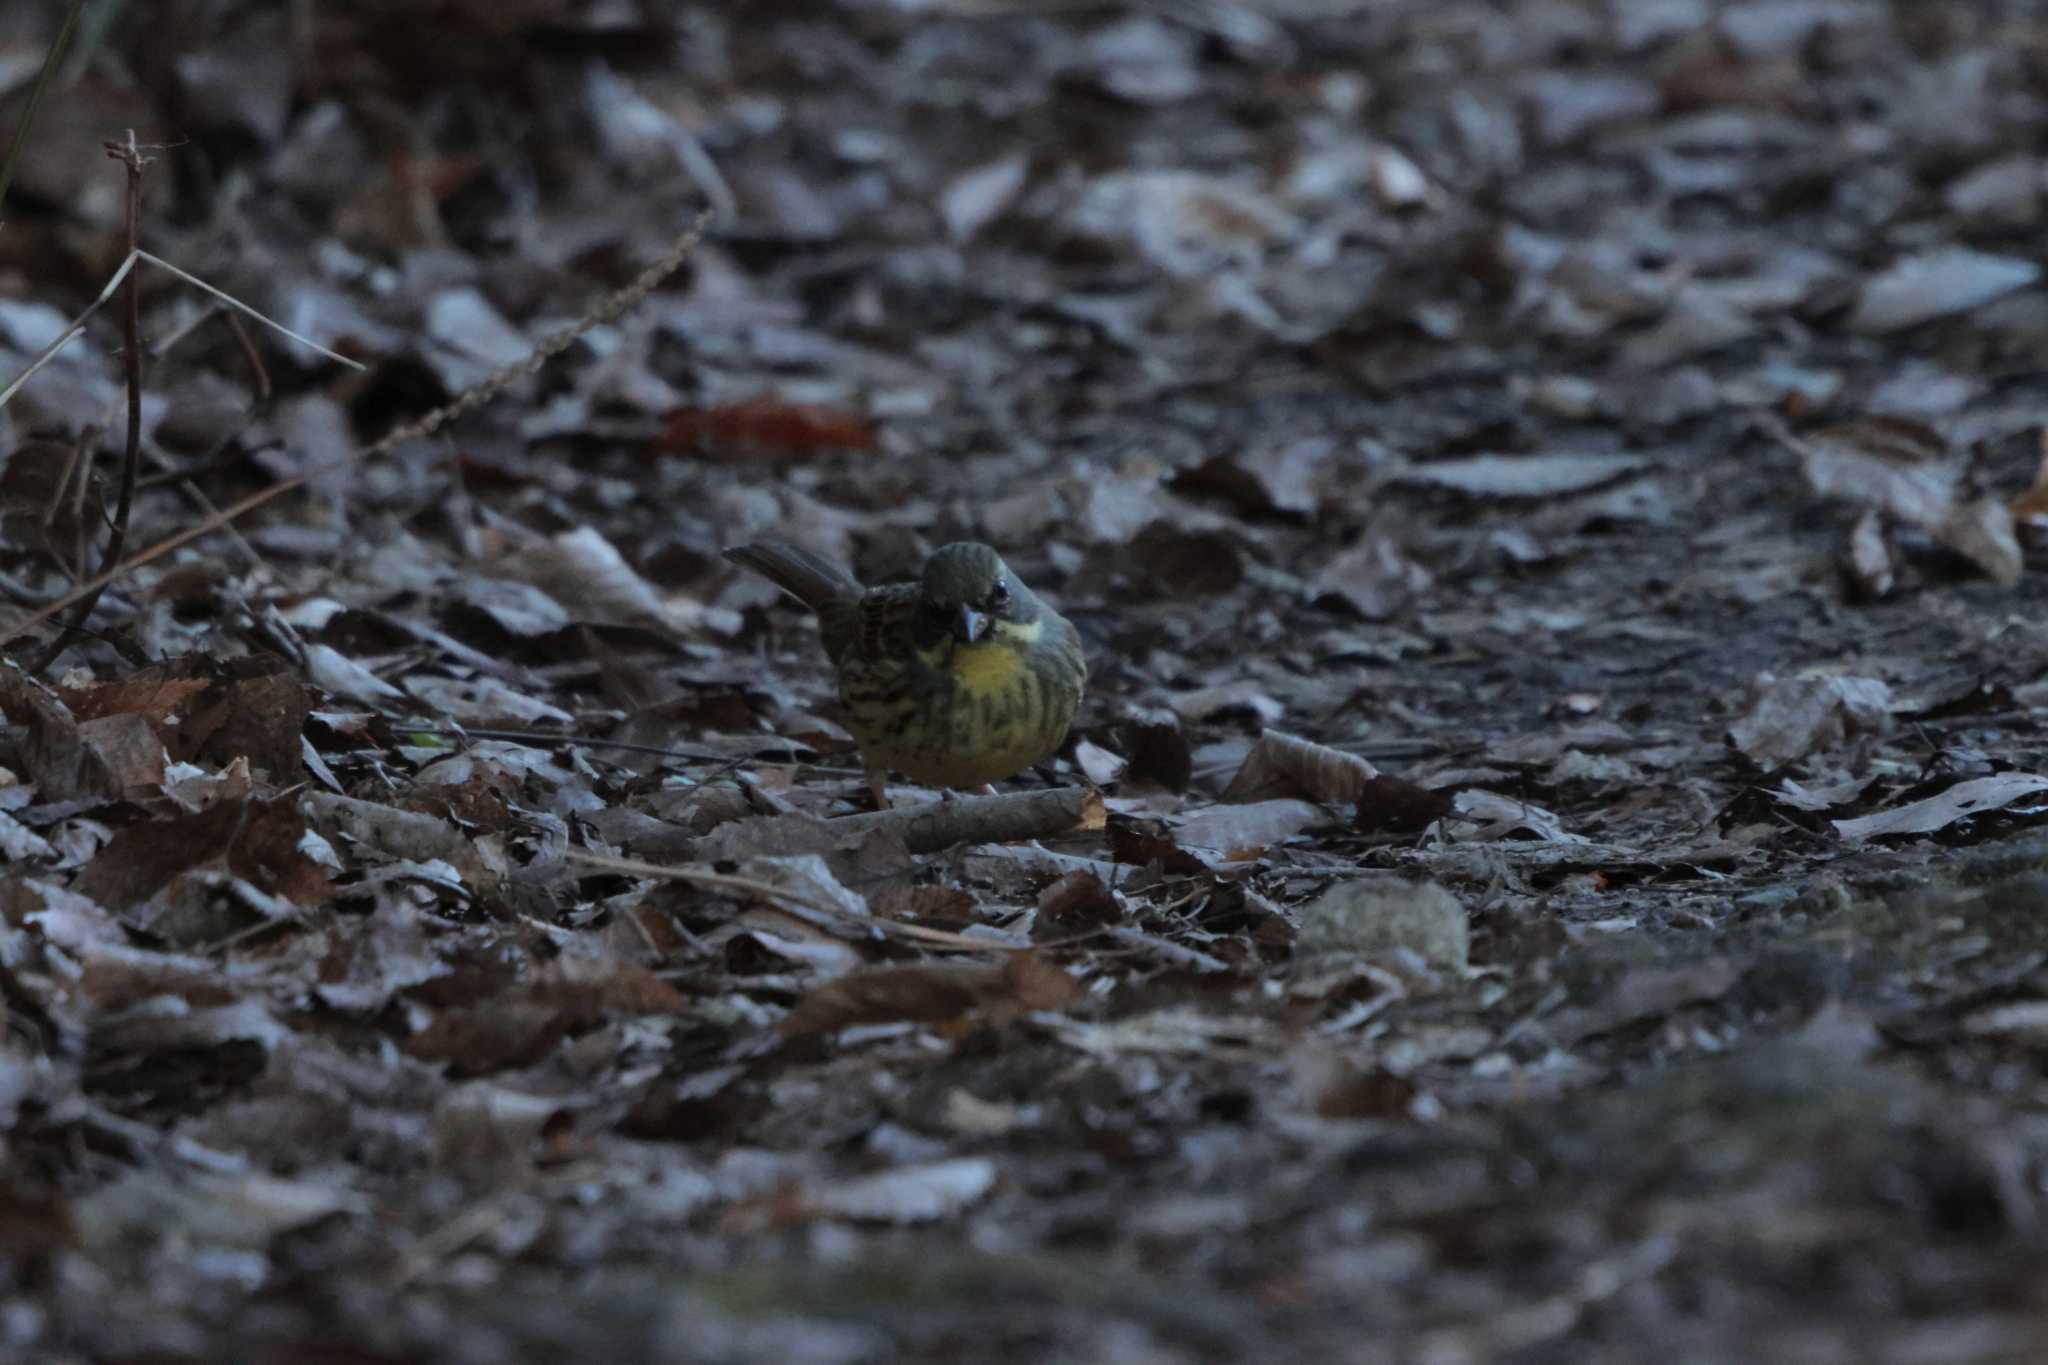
[989,579,1011,611]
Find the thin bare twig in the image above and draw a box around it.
[1,208,713,652]
[0,247,361,416]
[28,133,150,675]
[134,250,361,370]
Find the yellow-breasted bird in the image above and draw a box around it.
[723,540,1087,807]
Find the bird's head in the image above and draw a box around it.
[917,542,1039,648]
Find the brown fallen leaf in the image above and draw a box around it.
[1354,774,1456,835]
[407,1002,569,1075]
[3,684,165,801]
[73,796,330,915]
[431,1081,573,1184]
[778,950,1079,1037]
[1222,729,1378,804]
[1296,1051,1422,1119]
[1114,707,1192,791]
[407,956,689,1075]
[1108,818,1219,876]
[1034,870,1123,940]
[144,658,313,780]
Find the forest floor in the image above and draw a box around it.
[8,2,2048,1361]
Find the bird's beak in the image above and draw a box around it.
[953,605,989,644]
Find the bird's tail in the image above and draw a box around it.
[722,541,861,612]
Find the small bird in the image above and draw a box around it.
[723,540,1087,808]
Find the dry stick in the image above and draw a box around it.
[28,133,151,676]
[562,848,1000,951]
[828,785,1106,855]
[1,209,714,651]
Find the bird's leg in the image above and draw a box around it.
[866,767,892,811]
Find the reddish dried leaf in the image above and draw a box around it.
[778,964,992,1038]
[1107,819,1218,876]
[59,676,210,729]
[407,1003,569,1075]
[656,398,877,463]
[871,883,981,925]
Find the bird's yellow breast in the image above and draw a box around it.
[855,617,1065,787]
[940,619,1043,693]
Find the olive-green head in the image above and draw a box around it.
[916,542,1038,646]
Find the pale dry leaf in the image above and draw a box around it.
[1172,798,1322,855]
[1727,674,1893,767]
[940,153,1028,241]
[1833,773,2048,841]
[1073,739,1127,786]
[1793,418,2021,585]
[302,644,404,705]
[75,1167,365,1250]
[1071,170,1296,278]
[1452,790,1586,843]
[1847,509,1894,596]
[802,1158,998,1223]
[1848,247,2040,333]
[1396,453,1648,499]
[516,526,676,632]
